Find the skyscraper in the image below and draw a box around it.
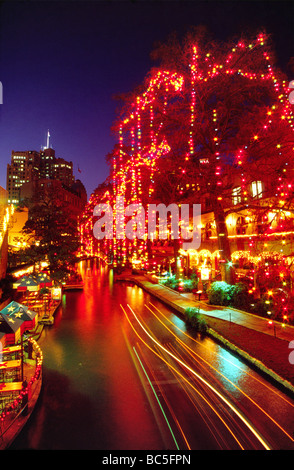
[6,141,75,205]
[6,151,40,204]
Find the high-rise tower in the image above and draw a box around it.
[6,151,40,204]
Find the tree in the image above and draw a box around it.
[110,28,294,282]
[79,179,114,262]
[21,186,80,281]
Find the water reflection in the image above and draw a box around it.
[11,260,167,449]
[10,260,294,450]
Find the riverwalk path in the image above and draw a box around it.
[116,272,294,394]
[124,274,294,342]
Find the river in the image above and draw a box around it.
[9,259,294,450]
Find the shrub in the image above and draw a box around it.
[185,307,208,335]
[181,278,194,292]
[207,281,253,310]
[207,281,234,306]
[183,273,199,292]
[161,274,180,290]
[230,283,251,310]
[162,274,198,292]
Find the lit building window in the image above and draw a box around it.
[232,187,241,205]
[252,180,263,198]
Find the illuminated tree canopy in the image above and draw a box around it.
[80,28,294,280]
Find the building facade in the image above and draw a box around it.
[6,147,76,205]
[0,187,13,280]
[6,151,40,204]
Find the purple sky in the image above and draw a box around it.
[0,1,293,198]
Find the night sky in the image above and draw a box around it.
[0,0,293,198]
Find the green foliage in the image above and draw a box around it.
[230,283,251,310]
[20,188,80,281]
[249,296,269,317]
[185,307,208,335]
[161,275,180,290]
[39,287,50,295]
[207,281,234,306]
[161,273,198,292]
[181,273,199,292]
[207,281,252,309]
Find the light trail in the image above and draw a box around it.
[132,346,180,450]
[124,322,192,449]
[122,303,271,450]
[148,301,294,410]
[135,342,192,450]
[166,341,260,450]
[122,304,246,449]
[145,302,294,443]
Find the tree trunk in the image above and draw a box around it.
[173,238,181,278]
[214,200,235,285]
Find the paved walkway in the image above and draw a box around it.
[122,274,294,343]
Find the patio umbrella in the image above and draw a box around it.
[0,301,38,333]
[17,275,39,292]
[0,313,23,345]
[13,274,31,289]
[35,272,52,287]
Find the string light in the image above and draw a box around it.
[78,32,294,273]
[0,337,43,423]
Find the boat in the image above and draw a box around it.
[63,273,84,290]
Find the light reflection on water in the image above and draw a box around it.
[213,348,245,394]
[11,260,258,449]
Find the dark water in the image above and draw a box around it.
[12,260,168,449]
[10,259,294,450]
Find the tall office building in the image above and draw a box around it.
[6,151,40,204]
[52,158,74,187]
[39,147,56,179]
[6,141,75,205]
[38,148,74,186]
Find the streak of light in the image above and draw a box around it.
[135,342,192,450]
[132,345,180,450]
[156,343,233,450]
[167,342,264,450]
[126,303,272,450]
[148,301,294,409]
[121,304,270,450]
[145,303,294,443]
[121,305,245,450]
[121,325,170,440]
